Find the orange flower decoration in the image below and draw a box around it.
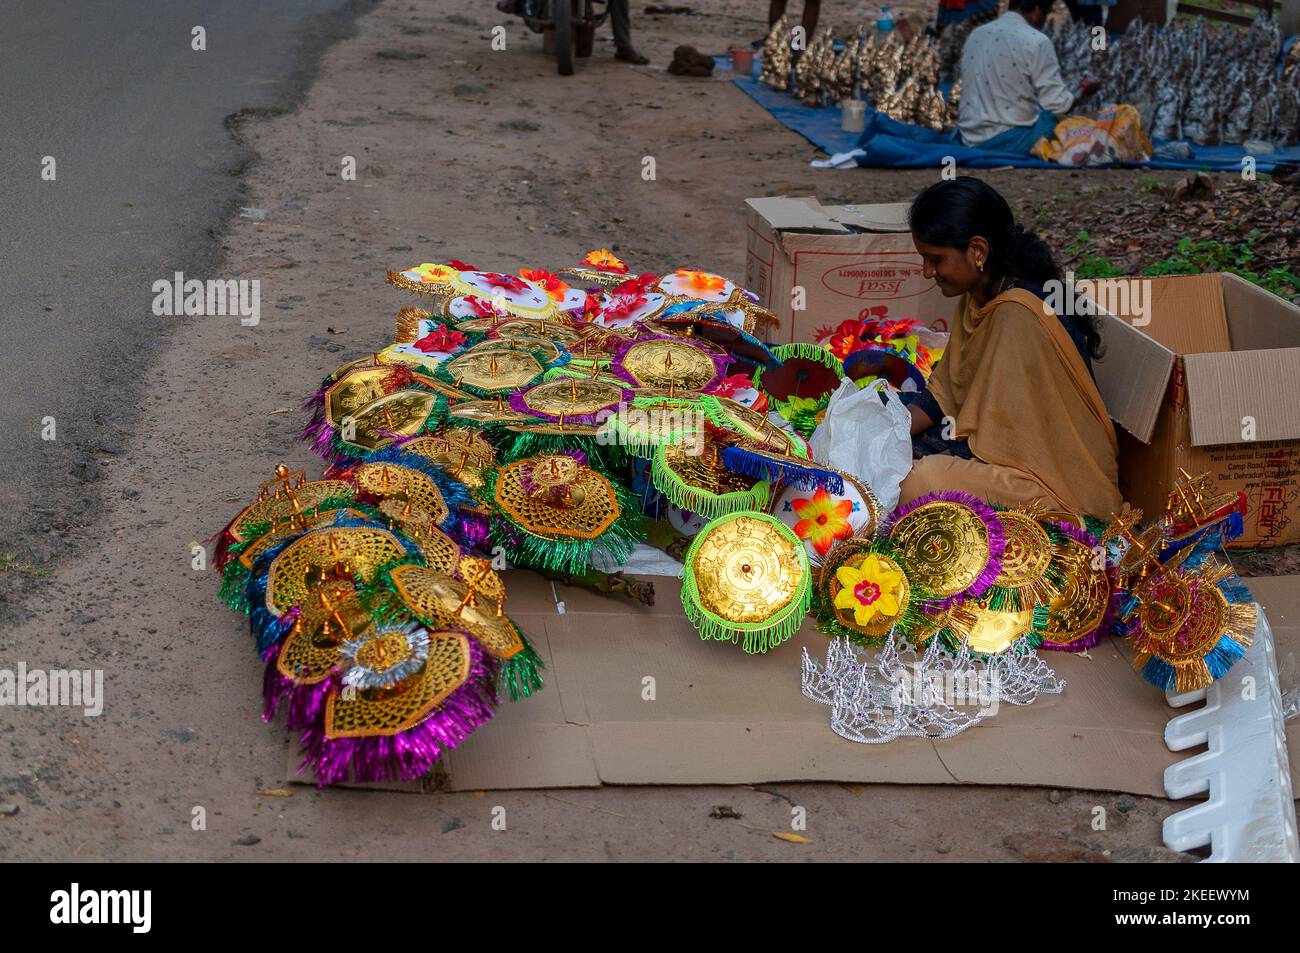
[673,269,726,293]
[791,488,854,556]
[583,249,628,274]
[520,268,571,301]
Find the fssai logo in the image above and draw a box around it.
[820,260,930,302]
[50,883,151,934]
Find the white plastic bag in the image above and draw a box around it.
[809,378,912,513]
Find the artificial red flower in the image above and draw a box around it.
[446,259,477,271]
[613,272,659,296]
[601,291,647,322]
[459,294,508,318]
[579,292,604,323]
[483,273,529,294]
[413,325,467,354]
[708,373,756,398]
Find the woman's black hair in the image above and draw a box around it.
[908,176,1103,360]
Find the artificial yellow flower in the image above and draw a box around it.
[833,554,903,626]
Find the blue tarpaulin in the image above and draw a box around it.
[731,72,1300,173]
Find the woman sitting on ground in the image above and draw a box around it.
[899,176,1122,516]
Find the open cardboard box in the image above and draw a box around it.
[744,196,951,345]
[289,569,1300,797]
[1091,273,1300,547]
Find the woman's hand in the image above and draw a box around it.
[908,401,934,436]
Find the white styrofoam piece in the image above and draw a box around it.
[1162,609,1299,862]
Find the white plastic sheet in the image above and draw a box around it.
[809,379,912,513]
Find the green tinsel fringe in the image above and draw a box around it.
[650,447,769,519]
[697,395,809,459]
[500,430,629,471]
[498,632,545,702]
[810,537,935,648]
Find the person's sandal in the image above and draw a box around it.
[615,46,649,64]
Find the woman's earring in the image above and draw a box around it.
[975,257,985,271]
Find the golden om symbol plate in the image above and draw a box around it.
[1043,539,1111,646]
[689,514,804,625]
[230,479,354,543]
[346,390,436,451]
[992,511,1053,590]
[447,400,538,426]
[477,335,566,365]
[445,347,543,393]
[325,631,473,738]
[390,565,522,659]
[521,378,625,417]
[266,526,408,617]
[618,338,719,389]
[948,601,1035,655]
[352,462,451,527]
[493,457,620,540]
[888,501,992,598]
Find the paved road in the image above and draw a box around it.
[0,0,363,585]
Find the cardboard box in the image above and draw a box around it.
[744,196,952,346]
[1093,273,1300,548]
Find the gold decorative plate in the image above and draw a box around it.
[401,430,497,490]
[888,501,992,599]
[947,601,1036,655]
[345,390,437,451]
[445,347,543,394]
[821,547,910,639]
[688,513,806,626]
[493,456,620,540]
[229,479,354,544]
[325,366,402,427]
[238,508,368,570]
[265,526,408,617]
[1043,538,1111,647]
[352,462,451,527]
[390,565,523,659]
[992,511,1053,590]
[519,377,626,418]
[325,631,473,738]
[617,338,720,389]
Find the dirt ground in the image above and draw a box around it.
[1,0,1237,862]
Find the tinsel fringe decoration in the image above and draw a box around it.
[699,395,811,459]
[649,447,770,520]
[499,428,630,473]
[214,489,360,579]
[680,536,811,656]
[293,639,498,787]
[720,445,844,493]
[1129,561,1257,693]
[483,463,645,575]
[507,384,633,426]
[880,490,1007,610]
[752,342,845,391]
[262,641,336,731]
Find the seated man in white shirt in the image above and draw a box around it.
[957,0,1084,154]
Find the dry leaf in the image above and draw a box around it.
[258,788,293,798]
[269,407,291,415]
[772,832,812,844]
[326,326,348,334]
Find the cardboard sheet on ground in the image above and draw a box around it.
[288,570,1300,797]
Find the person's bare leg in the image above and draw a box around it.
[801,0,821,36]
[610,0,648,63]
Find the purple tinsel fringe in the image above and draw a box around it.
[295,640,497,786]
[457,512,490,548]
[507,388,632,425]
[609,333,733,390]
[881,490,1006,609]
[1046,519,1099,551]
[263,643,338,731]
